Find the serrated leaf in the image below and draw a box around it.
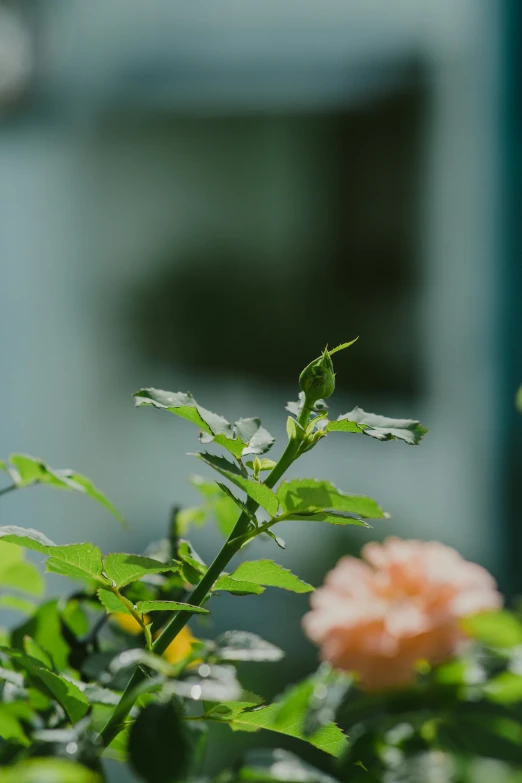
[328,338,359,355]
[194,453,279,515]
[326,407,428,445]
[238,748,340,783]
[135,600,209,614]
[0,527,109,585]
[0,541,43,596]
[227,703,347,757]
[323,419,362,434]
[277,479,386,521]
[228,560,313,594]
[97,588,132,616]
[46,544,107,583]
[214,631,284,662]
[213,576,265,595]
[0,525,55,553]
[202,417,276,459]
[237,420,276,457]
[134,388,270,460]
[8,455,123,522]
[103,553,180,589]
[134,388,231,436]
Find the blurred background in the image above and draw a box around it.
[1,0,521,779]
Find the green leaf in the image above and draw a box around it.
[266,529,286,549]
[23,636,54,669]
[135,600,209,614]
[134,388,273,460]
[129,700,193,783]
[215,482,257,526]
[194,452,279,515]
[0,525,55,553]
[0,759,101,783]
[134,388,231,435]
[227,703,347,757]
[0,595,35,615]
[56,471,124,524]
[274,666,351,739]
[177,541,207,576]
[326,408,428,445]
[37,669,90,723]
[11,600,71,670]
[462,610,522,648]
[0,541,44,596]
[227,560,313,594]
[206,700,260,721]
[237,749,340,783]
[103,553,179,589]
[277,479,386,522]
[4,649,89,723]
[0,526,108,585]
[328,338,359,355]
[8,455,123,522]
[97,588,132,616]
[235,419,276,457]
[176,505,208,533]
[46,544,107,583]
[213,576,265,595]
[214,631,284,662]
[485,672,522,705]
[0,704,30,745]
[188,475,245,537]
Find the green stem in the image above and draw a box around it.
[0,485,16,498]
[97,402,313,747]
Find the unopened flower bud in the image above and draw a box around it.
[299,349,336,406]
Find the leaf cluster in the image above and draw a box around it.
[0,346,433,782]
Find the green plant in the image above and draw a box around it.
[0,342,433,782]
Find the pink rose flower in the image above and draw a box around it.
[302,537,502,691]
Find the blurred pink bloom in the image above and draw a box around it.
[302,537,502,691]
